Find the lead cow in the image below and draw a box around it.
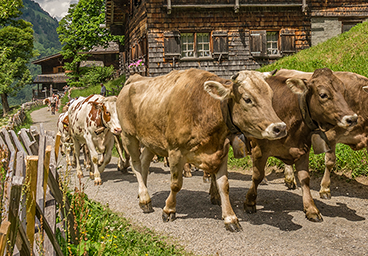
[276,68,368,199]
[68,95,124,185]
[116,68,288,232]
[219,68,357,222]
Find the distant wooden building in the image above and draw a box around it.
[31,42,120,98]
[105,0,368,78]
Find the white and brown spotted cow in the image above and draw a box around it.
[57,111,73,166]
[275,68,368,199]
[68,94,124,185]
[116,68,288,232]
[230,68,357,223]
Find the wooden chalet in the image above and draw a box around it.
[105,0,368,78]
[31,42,120,99]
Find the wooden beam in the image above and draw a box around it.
[54,132,61,162]
[16,152,27,230]
[37,132,46,214]
[0,221,10,256]
[41,192,58,256]
[10,130,27,156]
[6,176,24,256]
[26,155,38,249]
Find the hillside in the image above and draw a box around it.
[259,21,368,76]
[6,0,62,108]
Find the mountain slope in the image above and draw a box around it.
[259,21,368,77]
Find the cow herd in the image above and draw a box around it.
[57,67,367,232]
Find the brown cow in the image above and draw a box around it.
[116,68,287,232]
[276,69,367,199]
[210,68,357,223]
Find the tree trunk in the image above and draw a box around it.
[1,93,10,117]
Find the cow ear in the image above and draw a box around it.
[93,102,104,109]
[363,86,368,94]
[204,80,232,101]
[286,78,307,95]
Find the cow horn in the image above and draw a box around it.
[231,73,239,80]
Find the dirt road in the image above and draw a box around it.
[31,107,368,256]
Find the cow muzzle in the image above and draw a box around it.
[261,122,287,140]
[112,127,122,135]
[338,114,358,129]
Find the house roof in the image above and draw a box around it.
[33,73,69,84]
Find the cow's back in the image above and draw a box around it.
[117,69,228,156]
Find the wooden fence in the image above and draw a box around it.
[0,124,77,255]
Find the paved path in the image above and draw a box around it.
[31,107,368,256]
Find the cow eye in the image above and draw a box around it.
[243,97,252,104]
[319,93,328,99]
[106,111,110,115]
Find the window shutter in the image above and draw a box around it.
[164,31,181,59]
[250,30,266,57]
[281,30,296,55]
[212,31,228,58]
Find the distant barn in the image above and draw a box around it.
[105,0,368,78]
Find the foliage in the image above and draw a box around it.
[77,65,115,88]
[259,21,368,77]
[0,0,23,25]
[0,6,35,115]
[57,0,124,86]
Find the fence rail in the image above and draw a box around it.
[0,124,76,256]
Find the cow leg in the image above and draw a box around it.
[164,157,169,167]
[96,137,115,183]
[73,139,83,179]
[140,147,155,186]
[85,135,103,185]
[284,164,297,189]
[216,154,242,232]
[203,170,211,183]
[65,143,72,166]
[295,154,323,222]
[124,136,153,213]
[209,172,220,205]
[244,153,268,214]
[183,163,192,178]
[319,144,336,199]
[162,150,185,222]
[82,144,92,178]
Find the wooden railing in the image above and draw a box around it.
[0,124,77,256]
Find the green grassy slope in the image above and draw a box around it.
[259,21,368,76]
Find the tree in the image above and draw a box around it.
[0,1,35,116]
[57,0,124,87]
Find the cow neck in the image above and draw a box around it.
[298,90,331,149]
[221,99,242,135]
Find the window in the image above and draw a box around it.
[196,33,210,57]
[181,33,194,57]
[250,29,296,58]
[181,33,210,58]
[164,31,228,60]
[266,32,279,55]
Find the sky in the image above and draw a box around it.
[33,0,79,20]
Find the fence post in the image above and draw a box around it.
[26,155,38,250]
[6,176,24,255]
[16,151,27,230]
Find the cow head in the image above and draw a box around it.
[286,68,358,131]
[204,70,287,140]
[94,96,122,135]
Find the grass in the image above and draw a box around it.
[58,182,192,256]
[259,21,368,76]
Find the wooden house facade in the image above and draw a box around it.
[105,0,368,78]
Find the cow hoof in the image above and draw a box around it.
[77,173,83,178]
[89,173,94,180]
[203,177,211,183]
[225,222,242,232]
[319,192,331,200]
[117,166,128,173]
[94,180,102,185]
[162,211,176,222]
[306,213,323,222]
[140,202,154,213]
[163,163,168,167]
[210,197,221,206]
[285,181,296,190]
[244,203,256,214]
[183,172,192,178]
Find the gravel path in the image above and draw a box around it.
[31,107,368,256]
